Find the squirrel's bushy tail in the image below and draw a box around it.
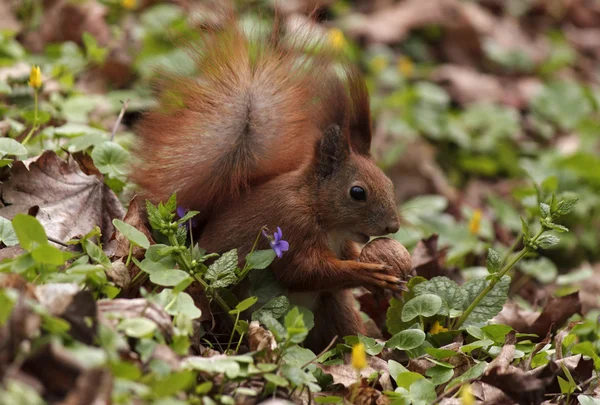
[131,17,331,216]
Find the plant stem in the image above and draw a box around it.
[227,311,240,352]
[125,243,133,267]
[167,233,233,317]
[454,228,544,329]
[22,90,39,146]
[236,226,266,283]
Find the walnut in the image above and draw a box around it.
[359,238,412,298]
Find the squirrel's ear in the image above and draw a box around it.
[315,124,350,179]
[347,68,372,156]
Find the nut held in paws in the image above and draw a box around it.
[359,237,412,279]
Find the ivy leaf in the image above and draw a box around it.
[537,234,560,249]
[112,219,150,249]
[245,249,277,270]
[205,249,238,288]
[413,277,467,317]
[401,294,442,322]
[461,276,510,325]
[426,366,454,386]
[486,248,502,274]
[386,329,426,350]
[395,372,424,390]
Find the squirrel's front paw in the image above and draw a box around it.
[359,238,412,295]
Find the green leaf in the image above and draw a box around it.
[245,249,277,270]
[256,312,286,342]
[413,277,466,317]
[82,239,110,267]
[119,317,157,338]
[314,396,343,404]
[401,294,442,322]
[520,257,558,284]
[461,276,510,325]
[150,269,191,287]
[230,296,258,314]
[284,307,308,344]
[557,376,575,394]
[409,379,436,405]
[555,197,578,216]
[395,372,424,390]
[446,361,487,389]
[205,249,238,288]
[252,295,290,322]
[460,339,494,354]
[31,244,71,265]
[537,234,560,249]
[264,373,289,387]
[182,355,253,379]
[388,360,409,382]
[112,219,150,249]
[481,324,513,344]
[424,348,459,360]
[578,396,600,405]
[539,202,550,218]
[386,329,426,351]
[544,222,568,233]
[155,289,201,319]
[0,217,18,246]
[91,141,129,177]
[425,366,454,386]
[571,341,600,370]
[520,217,530,239]
[11,214,47,250]
[0,138,27,156]
[357,334,384,356]
[486,248,502,274]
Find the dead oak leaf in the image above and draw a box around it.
[0,151,124,245]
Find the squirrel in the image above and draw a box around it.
[131,16,403,351]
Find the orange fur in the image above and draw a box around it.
[132,15,402,351]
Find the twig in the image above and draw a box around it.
[48,236,70,248]
[300,335,338,369]
[110,99,130,141]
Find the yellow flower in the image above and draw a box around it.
[459,383,475,405]
[122,0,136,10]
[469,209,482,235]
[397,55,414,78]
[28,65,42,89]
[429,320,449,335]
[369,55,388,74]
[328,28,346,50]
[351,342,367,370]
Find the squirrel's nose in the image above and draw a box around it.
[385,219,400,234]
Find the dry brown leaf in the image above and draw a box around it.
[111,195,153,260]
[247,321,277,361]
[97,298,174,340]
[0,151,125,245]
[493,292,582,338]
[319,355,392,391]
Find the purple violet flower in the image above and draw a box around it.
[262,226,289,258]
[177,206,198,231]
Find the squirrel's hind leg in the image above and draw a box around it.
[304,290,365,352]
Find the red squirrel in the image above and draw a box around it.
[131,17,403,351]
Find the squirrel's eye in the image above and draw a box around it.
[350,186,366,201]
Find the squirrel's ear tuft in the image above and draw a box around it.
[315,124,350,179]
